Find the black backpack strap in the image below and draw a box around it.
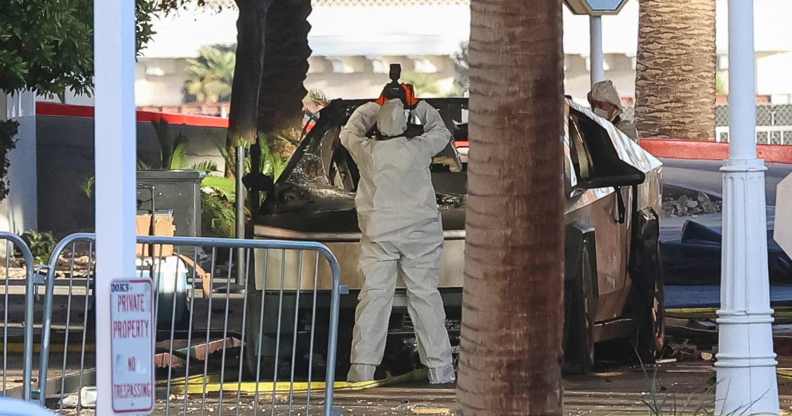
[614,186,626,224]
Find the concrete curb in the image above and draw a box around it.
[640,138,792,164]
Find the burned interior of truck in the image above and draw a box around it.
[249,98,470,234]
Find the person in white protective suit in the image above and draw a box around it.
[588,80,639,141]
[339,98,456,384]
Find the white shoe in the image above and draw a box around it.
[428,365,456,384]
[347,364,377,382]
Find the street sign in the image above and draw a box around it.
[776,173,792,257]
[110,279,154,414]
[565,0,630,15]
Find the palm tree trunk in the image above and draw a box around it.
[225,0,273,177]
[457,0,564,414]
[635,0,716,140]
[257,0,312,136]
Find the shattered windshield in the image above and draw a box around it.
[275,99,467,210]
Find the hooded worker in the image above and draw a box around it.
[587,80,639,141]
[339,97,455,385]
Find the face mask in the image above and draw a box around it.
[593,107,616,121]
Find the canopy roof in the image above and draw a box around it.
[143,0,792,59]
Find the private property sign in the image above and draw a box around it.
[110,279,154,413]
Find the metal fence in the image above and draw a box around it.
[622,105,792,144]
[2,233,343,415]
[714,104,792,144]
[0,232,36,402]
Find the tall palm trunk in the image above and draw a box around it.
[457,0,564,414]
[635,0,716,140]
[225,0,273,177]
[224,0,312,178]
[258,0,312,136]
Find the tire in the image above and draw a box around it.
[244,291,299,379]
[563,226,598,374]
[630,209,665,364]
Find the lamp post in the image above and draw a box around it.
[716,0,779,413]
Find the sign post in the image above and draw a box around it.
[110,280,154,413]
[564,0,630,86]
[94,0,151,414]
[589,15,605,85]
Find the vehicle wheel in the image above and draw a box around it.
[633,269,665,365]
[244,292,298,380]
[563,227,598,374]
[631,209,665,364]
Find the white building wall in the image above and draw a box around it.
[69,0,792,106]
[1,92,37,233]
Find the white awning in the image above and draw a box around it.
[141,0,792,60]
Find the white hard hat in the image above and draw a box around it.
[376,99,407,137]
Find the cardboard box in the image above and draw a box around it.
[136,213,176,257]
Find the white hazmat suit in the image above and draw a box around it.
[340,99,455,384]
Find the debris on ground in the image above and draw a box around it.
[409,405,455,415]
[662,187,721,217]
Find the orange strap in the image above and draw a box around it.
[375,84,419,108]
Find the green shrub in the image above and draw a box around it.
[21,230,56,264]
[201,191,235,238]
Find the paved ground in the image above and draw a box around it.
[666,284,792,308]
[660,158,792,203]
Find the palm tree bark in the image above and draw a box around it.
[635,0,716,140]
[226,0,273,177]
[257,0,312,135]
[457,0,564,414]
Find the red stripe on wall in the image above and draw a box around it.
[640,138,792,164]
[36,102,229,128]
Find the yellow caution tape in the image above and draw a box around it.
[666,306,792,321]
[665,307,719,319]
[0,343,94,353]
[163,368,428,396]
[778,369,792,379]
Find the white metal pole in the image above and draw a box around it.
[716,0,779,414]
[94,0,138,414]
[589,15,605,86]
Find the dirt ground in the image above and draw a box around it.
[18,358,792,415]
[7,313,792,414]
[49,361,792,415]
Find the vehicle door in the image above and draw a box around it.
[565,106,644,322]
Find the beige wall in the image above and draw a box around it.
[134,54,641,107]
[136,58,191,106]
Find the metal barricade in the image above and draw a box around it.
[39,233,343,415]
[0,232,36,401]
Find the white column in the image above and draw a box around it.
[716,0,779,414]
[4,91,38,233]
[94,1,138,415]
[589,15,605,86]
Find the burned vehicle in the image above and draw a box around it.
[244,97,664,375]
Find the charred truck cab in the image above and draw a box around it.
[244,97,663,377]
